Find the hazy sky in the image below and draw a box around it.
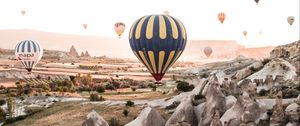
[0,0,299,47]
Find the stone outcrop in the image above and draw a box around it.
[82,110,109,126]
[81,52,85,57]
[270,91,285,125]
[69,45,79,57]
[125,107,165,126]
[285,103,300,124]
[85,51,91,57]
[199,82,226,126]
[165,96,197,126]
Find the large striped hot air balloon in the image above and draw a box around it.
[15,40,43,72]
[129,14,187,81]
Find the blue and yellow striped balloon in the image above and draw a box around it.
[129,14,187,81]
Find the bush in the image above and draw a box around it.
[262,58,271,65]
[125,100,134,107]
[165,101,180,109]
[95,85,105,93]
[105,83,116,91]
[249,66,258,72]
[194,94,205,100]
[152,86,157,91]
[123,109,129,117]
[0,99,6,106]
[131,87,137,92]
[45,93,51,96]
[258,89,268,96]
[0,107,6,121]
[176,81,194,92]
[90,93,100,101]
[108,117,121,126]
[282,89,300,98]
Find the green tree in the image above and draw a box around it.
[7,97,15,117]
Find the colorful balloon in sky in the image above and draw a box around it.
[163,11,170,16]
[129,14,187,81]
[15,40,43,72]
[21,10,26,16]
[218,12,226,24]
[287,16,295,26]
[114,22,125,37]
[203,46,212,57]
[243,30,247,36]
[254,0,260,5]
[83,24,88,29]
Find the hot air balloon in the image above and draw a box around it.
[21,10,26,16]
[254,0,259,5]
[203,46,212,57]
[218,12,226,24]
[243,31,247,36]
[163,11,170,15]
[129,14,187,81]
[15,40,43,72]
[287,16,295,26]
[114,22,125,37]
[83,24,88,29]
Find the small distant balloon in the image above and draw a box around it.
[83,24,88,29]
[21,10,26,16]
[203,46,213,57]
[254,0,259,5]
[114,22,125,37]
[243,31,247,36]
[163,11,170,15]
[218,12,226,24]
[287,16,295,26]
[259,31,263,35]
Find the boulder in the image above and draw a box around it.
[285,103,300,122]
[125,107,165,126]
[165,96,197,126]
[82,110,108,126]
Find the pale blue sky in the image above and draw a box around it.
[0,0,299,47]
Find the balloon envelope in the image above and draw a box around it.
[21,10,26,16]
[254,0,259,5]
[243,31,247,36]
[83,24,88,29]
[218,12,226,24]
[287,16,295,26]
[114,22,125,37]
[15,40,43,72]
[204,46,212,57]
[129,15,187,81]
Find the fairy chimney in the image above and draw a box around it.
[69,45,79,57]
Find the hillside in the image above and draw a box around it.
[0,29,274,61]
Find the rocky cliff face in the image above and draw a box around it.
[270,40,300,74]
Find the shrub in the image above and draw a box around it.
[131,87,137,92]
[0,99,6,106]
[108,117,121,126]
[194,94,205,100]
[0,107,5,121]
[125,100,134,107]
[95,85,105,93]
[176,81,194,92]
[45,93,51,96]
[105,83,116,91]
[249,66,258,72]
[165,101,180,109]
[90,93,100,101]
[152,86,157,91]
[123,109,129,117]
[262,58,271,65]
[282,89,300,98]
[258,89,268,96]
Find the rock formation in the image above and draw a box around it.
[270,91,285,125]
[85,51,91,57]
[81,52,85,57]
[82,110,109,126]
[125,107,165,126]
[165,96,197,126]
[69,45,79,57]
